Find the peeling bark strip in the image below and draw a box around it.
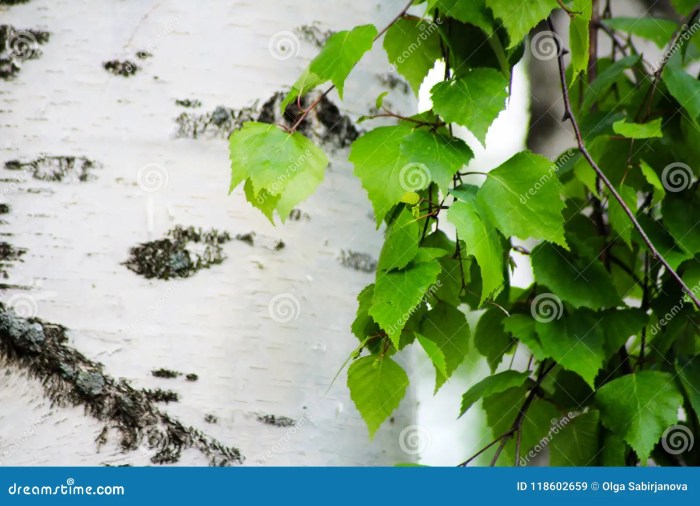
[176,91,359,148]
[123,226,231,280]
[4,156,99,183]
[0,24,49,80]
[0,304,243,466]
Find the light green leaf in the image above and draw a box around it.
[477,152,568,248]
[377,207,420,271]
[484,386,560,466]
[460,370,531,416]
[427,0,493,34]
[549,411,601,466]
[383,17,442,95]
[400,130,473,195]
[282,24,378,110]
[582,55,640,111]
[351,284,378,341]
[596,371,683,460]
[474,308,513,372]
[608,184,638,248]
[349,124,415,226]
[640,160,666,206]
[347,355,409,437]
[570,0,593,80]
[531,243,621,309]
[663,66,700,122]
[599,308,648,358]
[676,355,700,420]
[602,17,679,49]
[503,314,548,361]
[448,189,504,304]
[485,0,559,48]
[416,334,448,378]
[612,118,663,139]
[431,68,508,145]
[663,195,700,255]
[229,122,329,223]
[672,0,697,15]
[419,302,471,391]
[369,260,442,347]
[536,311,605,388]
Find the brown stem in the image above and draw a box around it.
[289,0,415,133]
[547,19,700,310]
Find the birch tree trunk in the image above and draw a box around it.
[0,0,417,466]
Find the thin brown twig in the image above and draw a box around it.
[547,18,700,310]
[289,0,415,133]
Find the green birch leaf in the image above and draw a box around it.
[485,0,559,48]
[427,0,494,34]
[349,124,416,226]
[448,188,505,304]
[612,118,663,139]
[477,152,568,248]
[431,68,508,145]
[676,355,700,420]
[663,66,700,122]
[596,371,683,461]
[569,0,593,80]
[419,302,471,391]
[282,24,378,110]
[348,355,409,437]
[531,243,621,309]
[460,370,531,416]
[416,334,448,379]
[377,207,420,271]
[503,314,548,361]
[663,193,700,255]
[400,129,474,195]
[351,284,379,342]
[535,310,605,388]
[581,55,640,111]
[640,160,666,206]
[384,17,442,95]
[602,17,679,49]
[229,122,329,223]
[608,184,638,248]
[474,308,513,372]
[369,260,442,347]
[672,0,697,15]
[549,411,601,466]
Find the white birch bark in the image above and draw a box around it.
[0,0,418,466]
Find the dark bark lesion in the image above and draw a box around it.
[0,304,243,466]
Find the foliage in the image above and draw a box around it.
[230,0,700,466]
